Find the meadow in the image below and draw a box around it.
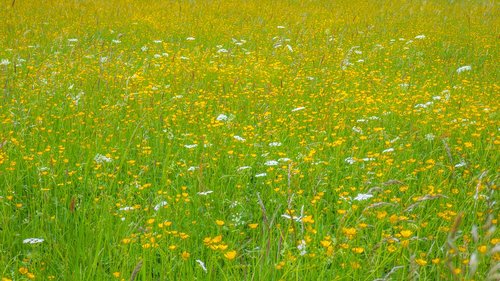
[0,0,498,280]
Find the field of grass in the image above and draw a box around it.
[1,0,499,280]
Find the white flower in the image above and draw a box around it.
[23,238,44,244]
[264,160,279,166]
[119,206,134,211]
[454,161,467,168]
[237,166,251,171]
[68,38,78,42]
[197,190,213,196]
[287,45,293,52]
[382,148,394,153]
[352,126,363,134]
[353,193,373,201]
[456,65,472,73]
[414,102,433,108]
[297,240,307,256]
[112,40,121,44]
[345,157,356,165]
[141,45,148,52]
[432,95,442,100]
[154,201,168,211]
[184,144,198,149]
[0,59,11,66]
[196,260,207,272]
[216,114,228,121]
[425,133,435,141]
[269,142,282,147]
[362,157,375,162]
[217,48,229,53]
[291,106,305,112]
[255,173,267,177]
[281,214,302,222]
[277,25,285,29]
[278,158,291,162]
[94,153,112,164]
[414,34,426,39]
[153,40,162,44]
[233,135,246,142]
[187,166,198,171]
[186,37,196,41]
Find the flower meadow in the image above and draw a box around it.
[0,0,498,280]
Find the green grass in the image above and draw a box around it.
[0,0,498,280]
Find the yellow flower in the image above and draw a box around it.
[352,247,364,254]
[27,273,35,280]
[320,240,331,247]
[478,245,487,254]
[248,223,259,229]
[113,272,121,278]
[216,220,225,226]
[301,215,314,224]
[415,259,427,266]
[400,230,412,238]
[224,250,237,260]
[19,267,28,275]
[181,251,190,260]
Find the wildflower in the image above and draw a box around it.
[291,106,305,112]
[400,230,412,238]
[184,144,198,149]
[94,154,112,164]
[353,193,373,201]
[269,142,282,147]
[248,223,259,229]
[255,173,267,177]
[264,160,278,166]
[154,201,168,211]
[456,65,472,73]
[19,267,28,275]
[216,220,225,226]
[196,259,207,272]
[352,126,363,134]
[186,37,196,41]
[197,190,213,196]
[216,114,228,121]
[237,166,251,171]
[415,259,427,266]
[382,148,394,153]
[425,133,435,141]
[297,240,307,256]
[345,157,355,164]
[112,272,121,278]
[277,25,285,29]
[454,161,467,168]
[415,34,426,39]
[233,135,246,142]
[352,247,364,254]
[0,59,10,66]
[181,251,190,260]
[68,38,78,42]
[224,250,237,260]
[23,238,44,244]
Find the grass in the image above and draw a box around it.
[0,0,498,280]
